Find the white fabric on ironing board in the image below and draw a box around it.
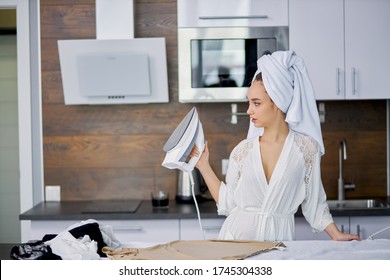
[247,50,324,155]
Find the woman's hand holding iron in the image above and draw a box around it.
[189,142,210,170]
[189,142,221,203]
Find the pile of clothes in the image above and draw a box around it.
[10,219,122,260]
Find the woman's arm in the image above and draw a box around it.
[325,223,360,241]
[190,142,221,203]
[300,137,359,241]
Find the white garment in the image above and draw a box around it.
[250,51,325,155]
[67,219,122,248]
[44,219,122,260]
[217,130,333,242]
[45,231,100,260]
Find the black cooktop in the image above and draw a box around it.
[81,200,142,214]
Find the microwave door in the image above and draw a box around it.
[178,26,289,103]
[191,38,260,89]
[242,38,276,86]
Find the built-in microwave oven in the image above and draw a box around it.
[178,26,288,103]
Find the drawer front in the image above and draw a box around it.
[108,219,179,243]
[180,218,225,240]
[30,220,81,239]
[294,217,349,240]
[30,219,179,243]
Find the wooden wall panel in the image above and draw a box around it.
[45,167,177,201]
[42,104,195,135]
[40,4,96,39]
[321,130,386,199]
[41,0,388,201]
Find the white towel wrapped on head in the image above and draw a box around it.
[247,50,324,155]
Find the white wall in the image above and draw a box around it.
[0,0,40,242]
[0,33,21,242]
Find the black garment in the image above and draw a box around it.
[68,222,107,257]
[11,222,108,260]
[10,240,61,260]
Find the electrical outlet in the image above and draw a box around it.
[318,102,326,123]
[45,185,61,201]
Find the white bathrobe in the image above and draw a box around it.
[217,130,333,241]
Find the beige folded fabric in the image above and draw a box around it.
[102,240,286,260]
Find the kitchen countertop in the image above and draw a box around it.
[19,197,390,221]
[19,199,220,221]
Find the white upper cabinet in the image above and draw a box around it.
[344,0,390,99]
[290,0,390,100]
[289,0,344,100]
[178,0,288,27]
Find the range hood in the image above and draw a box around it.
[58,0,169,105]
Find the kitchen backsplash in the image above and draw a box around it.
[41,0,387,201]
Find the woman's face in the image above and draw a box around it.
[246,81,279,128]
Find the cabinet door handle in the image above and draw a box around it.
[351,67,357,95]
[203,226,221,232]
[356,224,361,239]
[340,224,345,233]
[113,226,144,232]
[336,68,341,96]
[199,15,269,20]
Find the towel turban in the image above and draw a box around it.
[247,50,324,155]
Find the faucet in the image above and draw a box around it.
[338,139,355,200]
[338,139,347,201]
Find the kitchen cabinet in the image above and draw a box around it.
[30,219,179,243]
[178,0,288,28]
[29,218,224,243]
[180,218,224,240]
[295,217,349,240]
[290,0,390,100]
[183,215,390,240]
[295,215,390,240]
[350,216,390,240]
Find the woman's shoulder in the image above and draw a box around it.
[292,131,320,156]
[230,137,256,163]
[234,137,257,150]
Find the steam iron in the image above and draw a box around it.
[162,107,205,173]
[161,106,206,239]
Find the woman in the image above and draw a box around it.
[191,51,359,242]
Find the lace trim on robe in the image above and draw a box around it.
[294,133,333,232]
[232,140,253,164]
[231,140,253,180]
[293,133,318,195]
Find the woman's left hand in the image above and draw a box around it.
[325,223,360,241]
[331,231,360,241]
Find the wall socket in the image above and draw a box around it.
[45,185,61,201]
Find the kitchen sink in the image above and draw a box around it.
[327,199,390,210]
